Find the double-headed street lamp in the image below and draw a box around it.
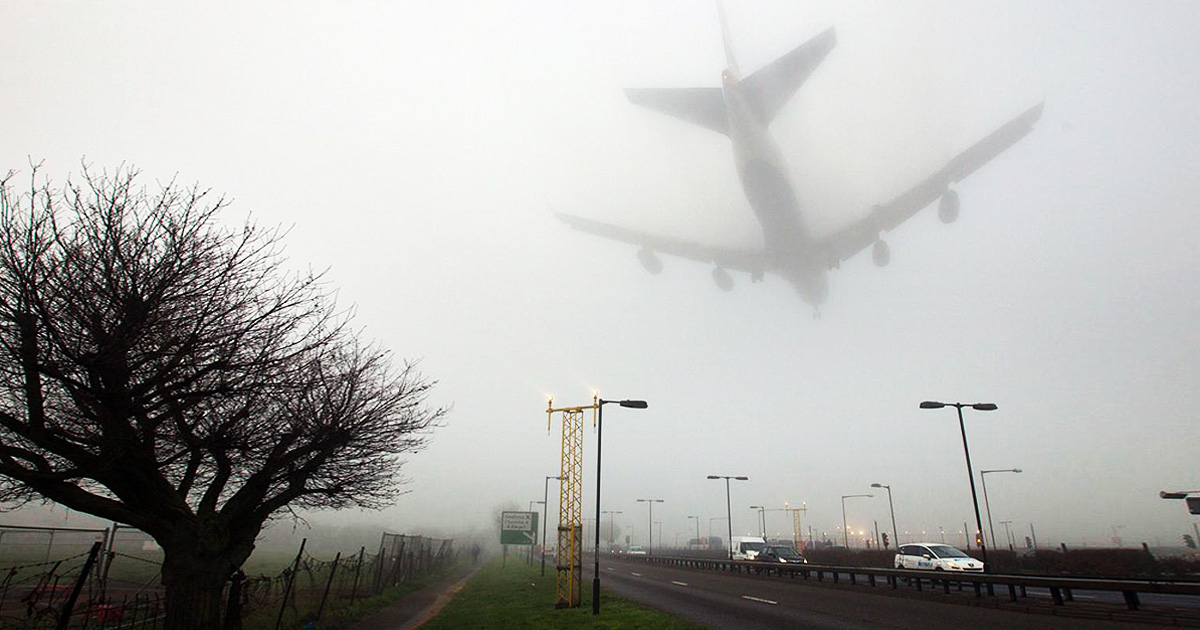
[841,494,873,547]
[749,505,766,536]
[999,520,1015,551]
[707,475,749,560]
[870,483,899,550]
[592,397,647,615]
[601,510,623,551]
[980,468,1022,549]
[709,516,727,539]
[920,400,997,570]
[636,499,664,555]
[542,476,560,576]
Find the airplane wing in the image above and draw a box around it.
[819,102,1044,266]
[555,212,767,273]
[624,87,728,136]
[740,26,837,126]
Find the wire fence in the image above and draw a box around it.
[0,525,457,630]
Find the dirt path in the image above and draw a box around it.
[345,565,479,630]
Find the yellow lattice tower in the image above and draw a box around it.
[546,395,597,608]
[785,501,807,550]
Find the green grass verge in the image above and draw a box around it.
[422,559,707,629]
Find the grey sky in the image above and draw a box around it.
[2,0,1198,550]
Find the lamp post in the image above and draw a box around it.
[592,398,647,615]
[707,475,749,560]
[841,494,873,547]
[542,476,560,576]
[980,468,1022,549]
[870,483,899,551]
[1000,520,1015,551]
[687,516,700,549]
[920,400,997,570]
[636,499,664,555]
[749,505,765,536]
[601,510,623,552]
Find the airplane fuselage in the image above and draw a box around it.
[721,70,829,306]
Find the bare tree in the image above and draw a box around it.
[0,165,444,628]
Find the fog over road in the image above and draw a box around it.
[599,555,1163,629]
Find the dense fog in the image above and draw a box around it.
[2,0,1198,553]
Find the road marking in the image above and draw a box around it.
[741,595,778,605]
[631,572,642,577]
[671,581,689,586]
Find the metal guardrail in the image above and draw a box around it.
[613,553,1200,612]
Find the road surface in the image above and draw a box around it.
[599,555,1171,629]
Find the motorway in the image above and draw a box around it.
[599,555,1171,629]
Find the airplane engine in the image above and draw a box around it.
[711,267,734,291]
[938,189,960,224]
[872,240,891,267]
[637,248,663,274]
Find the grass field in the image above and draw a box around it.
[422,559,706,629]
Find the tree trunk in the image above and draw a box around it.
[159,526,256,630]
[160,559,229,630]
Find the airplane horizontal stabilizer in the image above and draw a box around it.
[740,26,837,125]
[624,87,728,135]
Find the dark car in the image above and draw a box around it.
[755,545,808,564]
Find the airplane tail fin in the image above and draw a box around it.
[717,0,740,76]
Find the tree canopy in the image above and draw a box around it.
[0,164,444,627]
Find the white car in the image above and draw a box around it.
[628,545,647,555]
[894,543,984,572]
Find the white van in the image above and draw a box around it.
[731,536,767,560]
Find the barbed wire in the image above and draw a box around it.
[0,550,91,574]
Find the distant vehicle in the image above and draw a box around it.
[628,545,647,556]
[894,543,983,572]
[755,545,808,564]
[731,536,767,560]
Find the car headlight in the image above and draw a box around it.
[780,558,787,563]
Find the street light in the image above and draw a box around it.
[687,516,700,550]
[870,483,899,551]
[1000,520,1015,551]
[840,494,872,547]
[592,398,647,615]
[601,510,623,552]
[980,468,1022,550]
[749,505,766,536]
[920,400,997,570]
[636,499,664,555]
[542,476,560,577]
[707,475,749,560]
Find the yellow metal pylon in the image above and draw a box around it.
[786,501,807,551]
[546,395,597,608]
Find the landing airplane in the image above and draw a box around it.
[556,6,1042,314]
